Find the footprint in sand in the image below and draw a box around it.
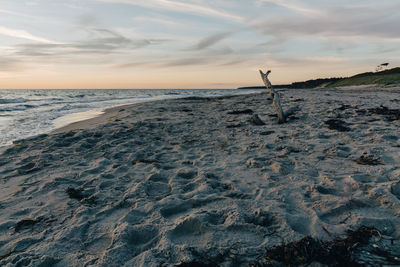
[105,225,159,263]
[121,210,147,225]
[85,234,113,254]
[244,209,279,228]
[169,217,209,245]
[175,168,198,180]
[124,225,159,247]
[144,181,171,199]
[205,210,228,225]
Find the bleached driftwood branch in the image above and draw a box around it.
[259,70,286,123]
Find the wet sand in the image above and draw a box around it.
[1,87,400,266]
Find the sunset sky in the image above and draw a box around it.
[1,0,399,89]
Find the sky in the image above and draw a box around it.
[0,0,399,89]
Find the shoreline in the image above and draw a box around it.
[1,87,400,265]
[0,89,261,148]
[52,91,265,134]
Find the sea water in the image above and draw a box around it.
[0,89,259,147]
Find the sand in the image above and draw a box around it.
[1,87,400,266]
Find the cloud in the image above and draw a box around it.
[78,14,100,27]
[161,57,210,67]
[94,0,243,21]
[16,28,165,59]
[117,57,214,68]
[116,53,252,69]
[0,26,57,44]
[252,4,400,40]
[257,0,321,16]
[0,56,23,71]
[192,31,233,50]
[218,58,248,66]
[132,16,180,26]
[0,8,35,18]
[302,56,348,63]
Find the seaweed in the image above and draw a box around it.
[264,226,380,266]
[357,105,400,121]
[66,187,96,205]
[226,123,242,128]
[260,131,274,136]
[66,187,86,201]
[14,219,38,233]
[174,226,399,266]
[325,119,351,132]
[228,109,254,115]
[353,153,382,165]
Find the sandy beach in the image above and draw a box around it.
[1,87,400,266]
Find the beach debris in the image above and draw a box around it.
[250,114,266,126]
[175,227,393,266]
[260,131,274,136]
[66,187,96,205]
[259,70,286,123]
[325,119,351,132]
[357,105,400,121]
[227,109,253,115]
[284,106,301,120]
[226,123,242,128]
[353,153,382,165]
[337,104,352,111]
[14,219,38,233]
[66,187,86,201]
[265,226,382,266]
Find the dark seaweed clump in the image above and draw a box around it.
[353,153,382,165]
[325,119,351,132]
[356,105,400,121]
[66,187,96,205]
[14,219,38,233]
[176,226,400,266]
[264,226,381,266]
[66,187,86,200]
[227,109,254,115]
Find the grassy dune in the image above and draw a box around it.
[329,67,400,87]
[238,67,400,89]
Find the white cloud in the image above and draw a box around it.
[302,56,348,63]
[257,0,322,16]
[0,26,58,44]
[94,0,243,21]
[0,8,33,18]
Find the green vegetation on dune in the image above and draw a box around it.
[328,67,400,87]
[238,67,400,89]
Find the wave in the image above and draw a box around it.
[0,98,26,104]
[0,104,37,112]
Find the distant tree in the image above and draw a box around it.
[376,62,389,72]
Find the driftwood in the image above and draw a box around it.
[250,114,266,126]
[259,70,286,123]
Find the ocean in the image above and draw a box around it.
[0,89,259,147]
